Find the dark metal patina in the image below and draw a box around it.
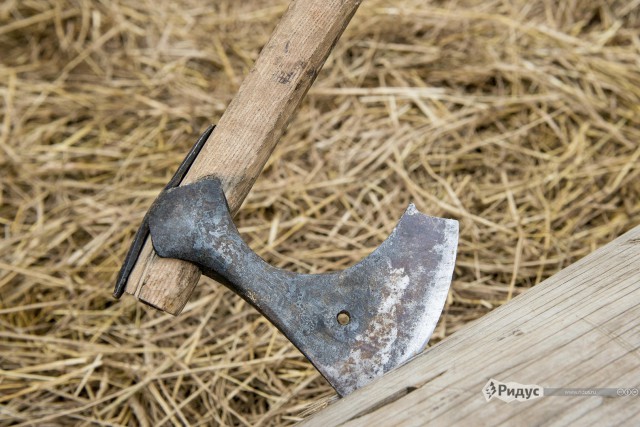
[113,125,215,298]
[146,177,458,396]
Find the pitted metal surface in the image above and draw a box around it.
[148,177,458,396]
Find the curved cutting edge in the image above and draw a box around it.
[148,178,459,396]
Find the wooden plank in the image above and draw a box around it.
[302,225,640,426]
[123,0,363,314]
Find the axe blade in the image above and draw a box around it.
[147,178,458,396]
[305,203,458,395]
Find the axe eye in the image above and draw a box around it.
[337,310,351,325]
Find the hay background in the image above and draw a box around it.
[1,0,639,425]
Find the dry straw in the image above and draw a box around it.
[1,0,639,425]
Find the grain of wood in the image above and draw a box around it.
[124,0,363,313]
[302,226,640,426]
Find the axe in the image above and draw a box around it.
[114,0,458,397]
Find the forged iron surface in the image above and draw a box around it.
[148,178,458,396]
[113,125,215,299]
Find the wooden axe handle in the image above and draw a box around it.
[124,0,363,314]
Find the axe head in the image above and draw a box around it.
[145,178,459,396]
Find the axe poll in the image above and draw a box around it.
[114,0,459,396]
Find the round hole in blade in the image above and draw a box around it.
[337,310,350,325]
